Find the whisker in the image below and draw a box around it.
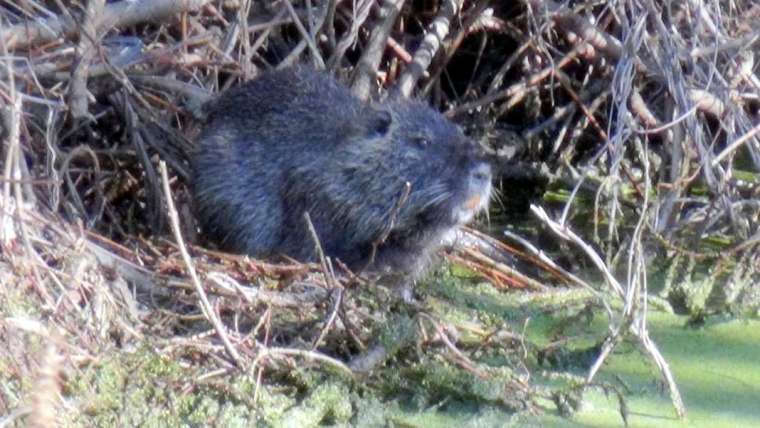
[490,186,505,211]
[420,189,451,211]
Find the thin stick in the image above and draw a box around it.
[283,0,325,69]
[1,0,213,50]
[159,161,242,366]
[530,200,686,418]
[253,347,354,379]
[352,0,406,100]
[68,0,105,121]
[395,0,463,97]
[303,211,344,350]
[530,205,625,298]
[712,122,760,166]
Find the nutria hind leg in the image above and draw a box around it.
[195,174,283,258]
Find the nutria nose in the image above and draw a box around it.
[471,163,492,184]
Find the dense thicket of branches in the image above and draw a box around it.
[0,0,757,425]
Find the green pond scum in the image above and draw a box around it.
[4,270,760,427]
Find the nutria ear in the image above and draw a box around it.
[361,107,392,138]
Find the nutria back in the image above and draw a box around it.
[191,67,491,275]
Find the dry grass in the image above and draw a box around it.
[0,0,758,424]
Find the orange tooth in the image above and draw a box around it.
[465,195,481,210]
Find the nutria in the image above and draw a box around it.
[191,67,491,276]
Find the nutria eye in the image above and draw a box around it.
[414,137,431,148]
